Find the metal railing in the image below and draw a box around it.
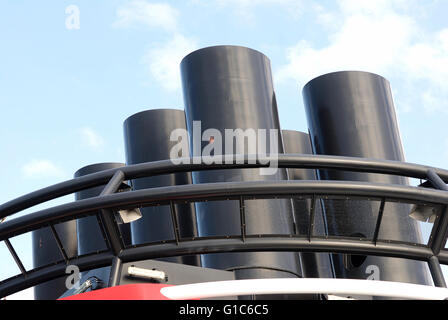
[0,154,447,298]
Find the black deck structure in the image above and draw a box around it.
[0,154,447,298]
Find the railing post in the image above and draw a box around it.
[426,169,448,255]
[99,170,126,256]
[169,201,181,245]
[239,196,246,242]
[372,198,386,245]
[108,256,122,287]
[50,225,69,263]
[4,239,27,276]
[425,169,448,288]
[308,195,316,242]
[428,256,447,288]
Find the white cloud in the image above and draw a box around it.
[276,2,416,82]
[142,34,199,91]
[403,29,448,88]
[114,0,179,32]
[276,0,448,113]
[314,4,337,28]
[113,1,198,91]
[79,127,104,148]
[337,0,410,15]
[216,0,303,10]
[21,160,64,179]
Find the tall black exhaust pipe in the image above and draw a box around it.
[123,109,200,266]
[32,222,77,299]
[282,130,334,278]
[33,163,129,299]
[74,163,131,256]
[302,71,431,286]
[181,46,301,282]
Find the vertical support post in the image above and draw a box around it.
[239,196,246,242]
[95,214,110,250]
[5,239,27,276]
[170,201,181,245]
[372,198,386,245]
[308,195,316,242]
[108,257,122,287]
[99,170,126,256]
[50,225,69,263]
[428,256,447,288]
[427,169,448,255]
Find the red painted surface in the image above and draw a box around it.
[59,283,173,300]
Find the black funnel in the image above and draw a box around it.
[181,45,301,282]
[302,71,431,286]
[32,224,77,299]
[74,163,131,255]
[282,130,334,278]
[123,109,200,266]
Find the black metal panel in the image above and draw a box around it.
[123,109,199,266]
[32,222,77,300]
[303,71,431,285]
[74,163,130,255]
[181,45,300,281]
[282,130,333,278]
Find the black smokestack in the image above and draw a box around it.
[302,71,431,286]
[123,109,200,266]
[181,45,301,281]
[282,130,334,278]
[32,222,77,299]
[74,163,131,256]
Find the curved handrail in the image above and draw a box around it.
[1,180,447,241]
[1,154,448,220]
[0,235,440,298]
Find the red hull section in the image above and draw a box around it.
[59,284,173,300]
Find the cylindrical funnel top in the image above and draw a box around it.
[181,45,282,149]
[303,71,404,162]
[74,162,125,198]
[74,162,124,178]
[124,109,188,165]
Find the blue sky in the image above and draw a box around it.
[1,0,448,299]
